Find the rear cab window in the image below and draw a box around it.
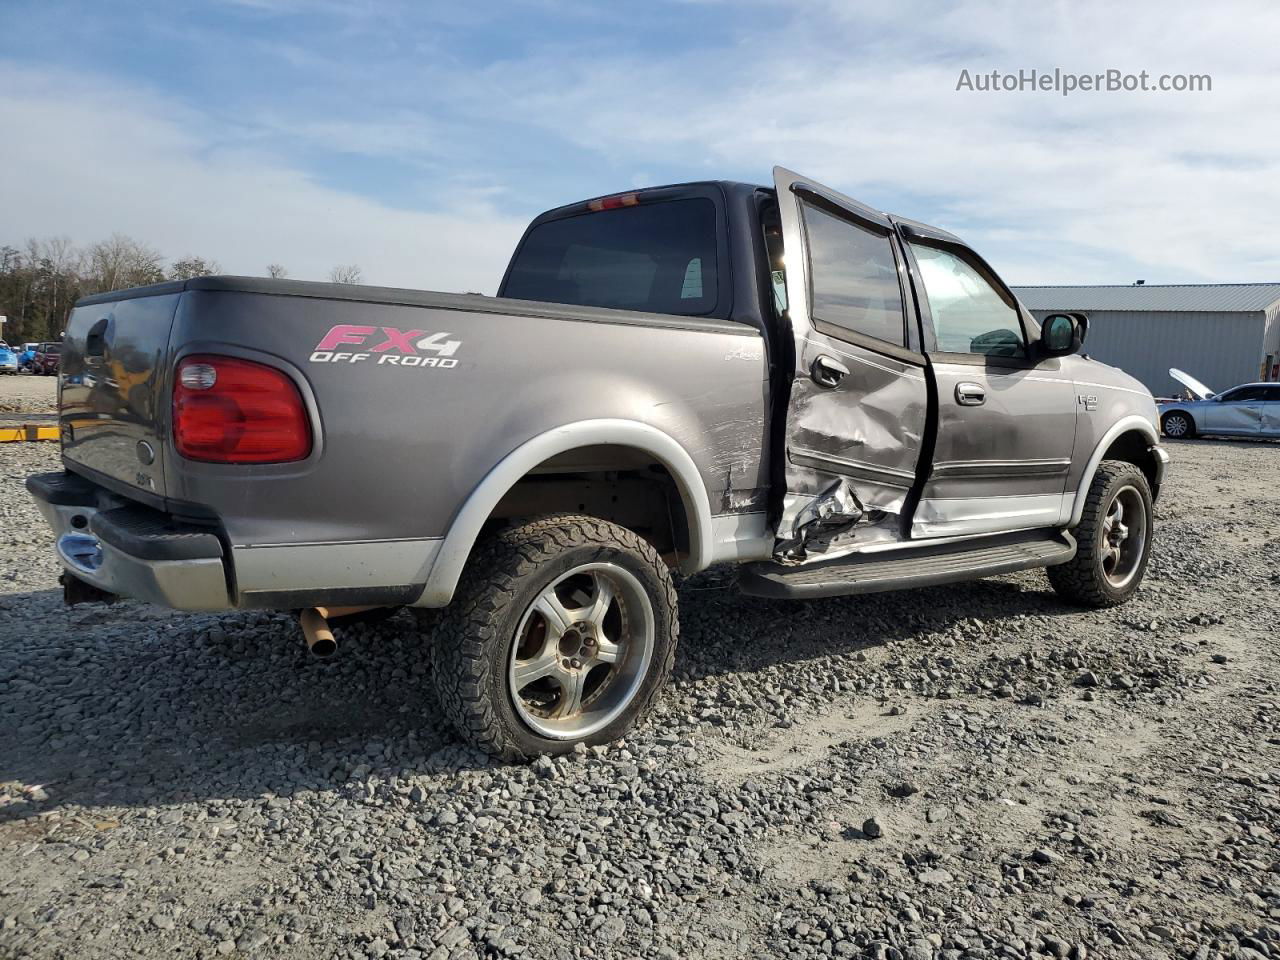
[502,194,723,317]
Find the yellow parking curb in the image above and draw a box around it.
[0,425,59,442]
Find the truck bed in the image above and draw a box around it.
[52,276,772,609]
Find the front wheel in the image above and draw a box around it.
[431,514,678,761]
[1048,460,1154,608]
[1162,411,1195,439]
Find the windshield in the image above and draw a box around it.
[503,198,719,316]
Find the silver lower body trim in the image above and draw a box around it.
[912,493,1067,538]
[707,512,773,564]
[233,539,442,600]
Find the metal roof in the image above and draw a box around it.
[1011,283,1280,313]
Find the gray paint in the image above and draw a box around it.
[771,166,1160,552]
[917,361,1076,536]
[58,285,770,606]
[773,167,929,550]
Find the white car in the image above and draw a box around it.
[1158,368,1280,439]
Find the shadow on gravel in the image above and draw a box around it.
[673,571,1081,682]
[0,571,1077,821]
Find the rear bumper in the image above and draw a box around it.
[26,471,231,611]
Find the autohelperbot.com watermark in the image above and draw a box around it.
[956,68,1211,96]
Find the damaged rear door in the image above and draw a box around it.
[772,167,928,555]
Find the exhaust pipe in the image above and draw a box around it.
[299,605,382,658]
[300,607,337,657]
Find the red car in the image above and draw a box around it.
[31,342,61,376]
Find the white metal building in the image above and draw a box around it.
[1012,283,1280,397]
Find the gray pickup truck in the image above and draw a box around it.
[29,167,1167,759]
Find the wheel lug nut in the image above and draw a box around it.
[571,658,582,669]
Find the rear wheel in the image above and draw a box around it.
[1048,460,1153,608]
[1161,411,1195,439]
[430,514,678,761]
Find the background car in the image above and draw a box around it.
[1158,368,1280,438]
[0,343,17,374]
[31,342,61,376]
[17,344,36,371]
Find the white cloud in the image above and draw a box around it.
[453,0,1280,283]
[0,65,527,292]
[3,0,1278,290]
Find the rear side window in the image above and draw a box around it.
[802,201,905,346]
[503,198,719,316]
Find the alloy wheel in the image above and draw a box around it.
[1099,485,1148,589]
[507,563,655,740]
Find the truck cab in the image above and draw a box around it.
[498,168,1166,567]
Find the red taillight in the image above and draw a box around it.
[173,354,311,463]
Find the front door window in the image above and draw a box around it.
[909,243,1025,359]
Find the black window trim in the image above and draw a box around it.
[796,190,925,367]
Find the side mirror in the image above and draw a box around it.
[1039,312,1088,357]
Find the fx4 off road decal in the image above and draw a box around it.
[310,324,462,369]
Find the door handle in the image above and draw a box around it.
[811,355,850,388]
[85,317,110,357]
[955,382,986,406]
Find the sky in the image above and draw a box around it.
[1,0,1277,292]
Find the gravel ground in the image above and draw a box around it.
[0,374,56,414]
[1,436,1278,960]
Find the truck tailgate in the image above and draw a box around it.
[60,289,182,500]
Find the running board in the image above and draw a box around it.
[738,530,1076,600]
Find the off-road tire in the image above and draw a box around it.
[430,514,679,761]
[1048,460,1153,608]
[1161,411,1196,439]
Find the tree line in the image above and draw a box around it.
[0,235,363,344]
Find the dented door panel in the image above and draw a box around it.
[1203,389,1266,434]
[787,337,927,514]
[773,167,928,553]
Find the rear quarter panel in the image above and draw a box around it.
[166,290,771,552]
